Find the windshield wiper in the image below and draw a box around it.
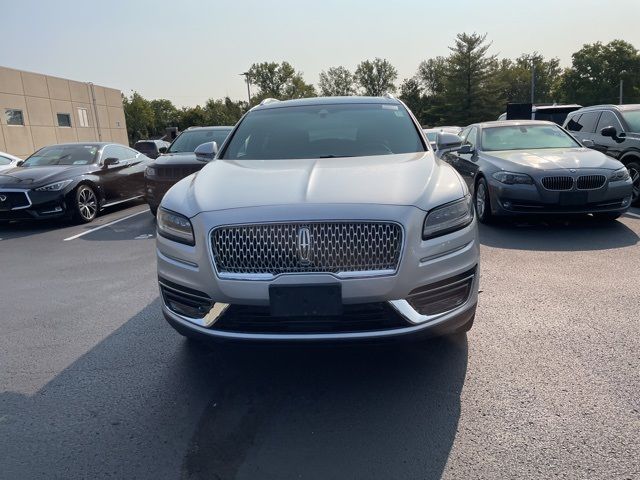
[318,154,352,158]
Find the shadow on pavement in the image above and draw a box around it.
[479,215,639,251]
[0,298,468,480]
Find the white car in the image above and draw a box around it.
[0,151,22,173]
[156,96,480,342]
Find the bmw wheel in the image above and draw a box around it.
[73,185,98,223]
[474,178,493,224]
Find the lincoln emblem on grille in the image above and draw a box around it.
[297,226,312,265]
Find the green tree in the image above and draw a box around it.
[123,92,154,144]
[493,54,562,106]
[444,33,501,124]
[354,58,398,96]
[557,40,640,105]
[203,97,246,125]
[415,57,449,125]
[177,105,208,131]
[398,77,424,120]
[247,61,316,102]
[149,99,179,137]
[318,66,356,96]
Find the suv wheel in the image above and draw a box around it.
[627,161,640,206]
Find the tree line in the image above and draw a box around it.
[123,33,640,144]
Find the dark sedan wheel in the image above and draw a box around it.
[474,178,493,224]
[73,185,98,223]
[627,161,640,206]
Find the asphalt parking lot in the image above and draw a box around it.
[1,203,639,479]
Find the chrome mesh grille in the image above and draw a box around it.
[211,222,403,277]
[577,175,606,190]
[542,176,574,190]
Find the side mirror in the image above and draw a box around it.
[103,157,119,167]
[436,132,463,152]
[16,160,24,167]
[158,146,167,154]
[582,139,595,148]
[600,126,617,138]
[194,141,218,161]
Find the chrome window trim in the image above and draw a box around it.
[207,220,406,282]
[0,188,32,210]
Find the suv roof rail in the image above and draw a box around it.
[259,98,280,106]
[383,93,396,99]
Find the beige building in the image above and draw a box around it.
[0,66,128,158]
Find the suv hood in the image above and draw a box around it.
[0,165,95,187]
[153,152,202,167]
[484,147,622,171]
[163,152,466,216]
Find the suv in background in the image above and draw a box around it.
[144,126,233,215]
[498,104,582,126]
[563,105,640,205]
[134,139,170,159]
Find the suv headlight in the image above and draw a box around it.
[145,166,157,177]
[35,179,73,191]
[610,167,630,182]
[492,171,534,185]
[157,208,195,245]
[423,195,474,239]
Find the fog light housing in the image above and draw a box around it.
[405,269,475,316]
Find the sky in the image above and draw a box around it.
[2,0,639,107]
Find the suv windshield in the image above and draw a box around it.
[482,124,580,151]
[621,109,640,132]
[22,144,99,166]
[168,129,232,153]
[222,103,424,160]
[135,141,159,154]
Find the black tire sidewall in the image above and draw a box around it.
[626,161,640,206]
[475,178,492,223]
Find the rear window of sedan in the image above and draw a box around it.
[222,103,425,160]
[481,125,581,151]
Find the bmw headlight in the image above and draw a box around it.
[145,166,157,177]
[35,179,73,191]
[157,208,195,245]
[423,195,474,239]
[610,167,630,182]
[492,171,534,185]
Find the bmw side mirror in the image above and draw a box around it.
[194,141,218,161]
[582,139,595,148]
[16,160,24,167]
[436,132,463,152]
[600,126,617,138]
[103,157,119,167]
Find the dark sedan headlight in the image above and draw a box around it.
[610,167,630,182]
[157,208,195,245]
[492,171,534,185]
[423,195,474,239]
[35,179,73,191]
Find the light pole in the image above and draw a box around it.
[619,70,627,105]
[530,61,536,105]
[240,72,251,105]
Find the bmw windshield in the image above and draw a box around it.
[481,124,581,151]
[221,103,425,159]
[168,129,232,153]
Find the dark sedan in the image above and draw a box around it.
[0,143,152,223]
[144,126,232,215]
[439,120,633,223]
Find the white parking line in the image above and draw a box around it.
[63,209,149,241]
[625,211,640,219]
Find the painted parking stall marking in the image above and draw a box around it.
[63,209,149,241]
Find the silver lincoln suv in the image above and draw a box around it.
[156,96,479,342]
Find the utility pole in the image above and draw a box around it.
[530,62,536,105]
[240,72,251,106]
[619,78,624,105]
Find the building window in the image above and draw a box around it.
[5,109,24,126]
[78,108,89,127]
[57,113,72,127]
